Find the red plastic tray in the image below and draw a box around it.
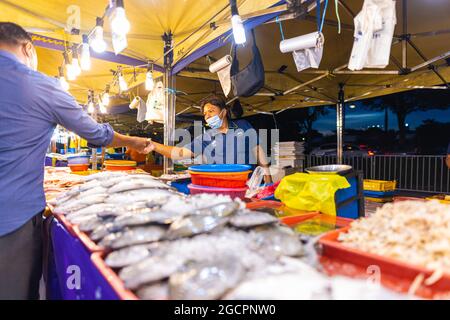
[54,213,105,253]
[188,184,247,199]
[319,227,450,298]
[189,170,250,188]
[91,252,138,300]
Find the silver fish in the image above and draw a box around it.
[105,245,151,268]
[119,254,183,290]
[169,257,244,300]
[165,215,228,240]
[78,216,112,233]
[194,201,240,218]
[98,231,124,247]
[229,211,279,228]
[66,213,98,225]
[113,210,179,229]
[90,222,123,242]
[108,179,171,194]
[110,225,167,249]
[253,225,304,257]
[105,189,175,205]
[83,171,127,182]
[98,204,154,218]
[53,193,109,214]
[136,282,170,300]
[67,203,117,217]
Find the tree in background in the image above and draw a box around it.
[362,89,450,148]
[296,106,329,142]
[415,120,450,154]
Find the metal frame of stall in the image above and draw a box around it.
[27,0,450,172]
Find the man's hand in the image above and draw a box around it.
[130,137,155,154]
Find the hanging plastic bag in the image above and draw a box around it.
[129,96,147,123]
[145,81,165,123]
[348,0,396,70]
[209,55,233,97]
[274,173,350,216]
[289,33,324,72]
[366,0,397,68]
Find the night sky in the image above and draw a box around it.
[313,102,450,135]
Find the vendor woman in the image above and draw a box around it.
[148,96,272,183]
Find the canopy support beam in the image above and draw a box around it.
[163,32,175,174]
[336,84,345,164]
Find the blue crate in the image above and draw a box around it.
[171,179,191,195]
[335,175,363,219]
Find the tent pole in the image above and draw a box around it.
[163,32,175,174]
[407,44,450,87]
[336,84,345,165]
[402,0,408,69]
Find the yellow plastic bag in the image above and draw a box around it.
[275,173,350,216]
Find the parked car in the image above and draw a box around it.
[310,143,377,157]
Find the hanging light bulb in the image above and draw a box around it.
[102,85,110,106]
[87,100,95,113]
[231,15,246,44]
[98,96,107,114]
[90,17,107,53]
[145,63,154,91]
[71,45,81,76]
[64,52,77,81]
[80,35,91,71]
[58,66,69,91]
[110,0,130,36]
[118,70,128,92]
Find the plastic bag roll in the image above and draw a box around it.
[279,32,324,53]
[209,55,232,73]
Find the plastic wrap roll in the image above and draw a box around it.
[209,55,232,73]
[209,55,233,96]
[279,32,324,53]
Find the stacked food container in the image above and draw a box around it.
[104,160,137,171]
[67,155,90,172]
[187,164,252,199]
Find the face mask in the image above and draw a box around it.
[206,109,224,129]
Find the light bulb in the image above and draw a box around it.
[72,58,81,76]
[91,19,107,53]
[88,101,94,113]
[99,100,107,114]
[110,6,130,36]
[59,76,70,91]
[231,15,246,45]
[112,32,128,55]
[66,63,77,81]
[145,70,154,91]
[102,92,110,106]
[80,35,91,71]
[118,74,128,92]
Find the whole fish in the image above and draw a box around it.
[113,210,180,229]
[108,179,171,194]
[78,216,112,233]
[53,193,109,214]
[136,282,170,300]
[105,245,151,268]
[165,215,228,240]
[252,225,304,257]
[67,203,117,217]
[90,222,123,242]
[97,204,153,218]
[169,257,244,300]
[119,254,184,290]
[98,231,124,248]
[105,189,175,205]
[194,202,240,218]
[66,213,98,225]
[83,171,127,182]
[110,225,167,249]
[229,211,279,228]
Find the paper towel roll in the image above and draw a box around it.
[280,32,324,53]
[209,55,232,73]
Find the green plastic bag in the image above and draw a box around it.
[274,173,350,216]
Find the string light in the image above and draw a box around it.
[145,63,154,91]
[80,35,91,71]
[118,69,128,92]
[58,66,69,91]
[71,44,81,76]
[87,90,95,114]
[64,52,76,81]
[102,85,110,106]
[90,17,107,53]
[110,0,130,36]
[98,95,107,114]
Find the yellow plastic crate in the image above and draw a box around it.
[365,196,393,203]
[425,195,450,205]
[363,179,396,192]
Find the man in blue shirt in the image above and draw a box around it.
[149,96,272,182]
[0,22,153,299]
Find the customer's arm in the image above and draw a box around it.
[446,154,450,169]
[151,141,194,160]
[42,83,152,153]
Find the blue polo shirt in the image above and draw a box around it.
[0,50,114,236]
[186,119,259,166]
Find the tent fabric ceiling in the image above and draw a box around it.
[1,0,449,117]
